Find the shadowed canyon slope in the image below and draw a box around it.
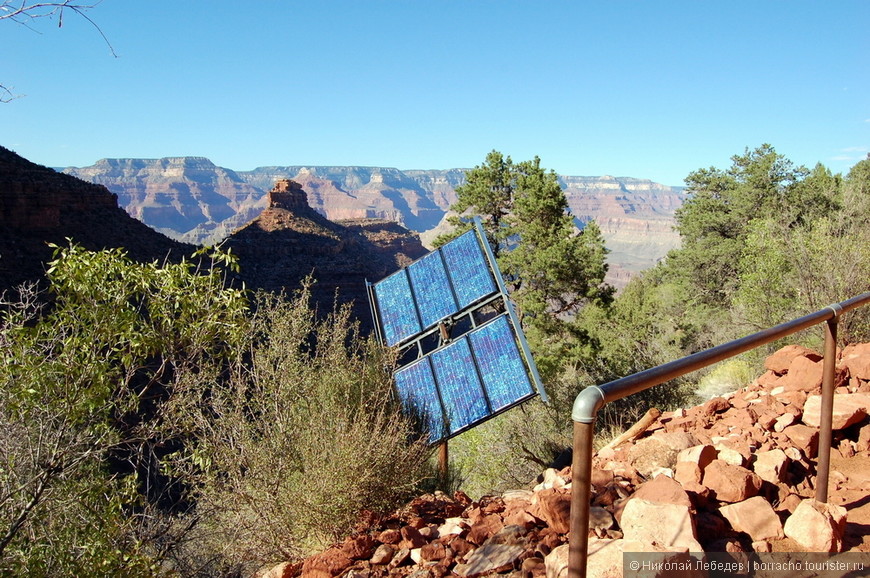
[64,159,688,286]
[0,146,194,292]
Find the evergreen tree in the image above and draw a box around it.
[436,150,613,379]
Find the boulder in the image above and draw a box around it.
[842,343,870,380]
[455,542,524,577]
[782,424,819,458]
[752,449,790,484]
[779,355,823,392]
[802,393,870,429]
[702,460,762,503]
[632,473,693,508]
[532,488,572,534]
[765,345,821,374]
[301,548,354,578]
[783,499,848,553]
[628,431,699,477]
[620,497,703,552]
[718,496,784,541]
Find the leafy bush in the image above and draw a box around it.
[171,288,432,572]
[1,245,432,576]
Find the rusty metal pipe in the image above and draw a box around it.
[568,419,596,578]
[816,314,839,503]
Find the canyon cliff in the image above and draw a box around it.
[65,159,687,287]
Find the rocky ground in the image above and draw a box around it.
[259,343,870,578]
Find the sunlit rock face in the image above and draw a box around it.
[66,158,687,287]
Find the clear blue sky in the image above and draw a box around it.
[3,1,868,186]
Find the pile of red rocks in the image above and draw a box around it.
[260,343,870,578]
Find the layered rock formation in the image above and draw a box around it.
[224,179,428,326]
[0,146,192,293]
[64,157,265,244]
[64,159,687,286]
[260,343,870,578]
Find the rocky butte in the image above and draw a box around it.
[223,178,427,326]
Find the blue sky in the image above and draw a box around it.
[3,1,868,186]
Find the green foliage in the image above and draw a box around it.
[0,242,248,575]
[436,151,613,380]
[1,243,432,575]
[166,287,432,570]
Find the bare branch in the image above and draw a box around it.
[1,1,116,99]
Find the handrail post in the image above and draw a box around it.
[568,386,605,578]
[568,419,595,578]
[815,313,839,503]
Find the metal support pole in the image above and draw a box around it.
[438,440,449,487]
[568,420,595,578]
[816,315,838,503]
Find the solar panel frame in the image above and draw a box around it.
[367,217,548,445]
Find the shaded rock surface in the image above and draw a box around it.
[0,145,193,294]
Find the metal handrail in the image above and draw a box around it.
[567,291,870,578]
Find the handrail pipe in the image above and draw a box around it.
[567,292,870,578]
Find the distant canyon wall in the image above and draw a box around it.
[64,158,687,286]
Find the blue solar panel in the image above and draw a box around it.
[394,358,448,441]
[468,315,535,411]
[374,271,420,346]
[407,252,456,329]
[430,338,490,434]
[441,229,497,309]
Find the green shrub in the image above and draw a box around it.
[174,287,433,571]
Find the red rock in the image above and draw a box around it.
[627,431,700,477]
[448,536,474,558]
[677,444,717,469]
[842,343,870,380]
[531,488,571,535]
[782,424,819,458]
[466,513,504,545]
[703,396,731,415]
[632,473,693,508]
[783,499,847,552]
[455,543,524,577]
[802,392,870,429]
[675,461,703,486]
[752,449,789,484]
[765,345,821,374]
[521,556,546,578]
[779,355,824,392]
[341,534,376,560]
[370,544,396,565]
[620,497,704,552]
[421,542,448,561]
[503,507,538,530]
[378,528,401,545]
[702,460,762,503]
[400,525,427,549]
[757,370,781,388]
[718,496,784,541]
[302,548,354,578]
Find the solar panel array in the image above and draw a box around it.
[393,314,536,440]
[373,229,497,346]
[368,219,545,444]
